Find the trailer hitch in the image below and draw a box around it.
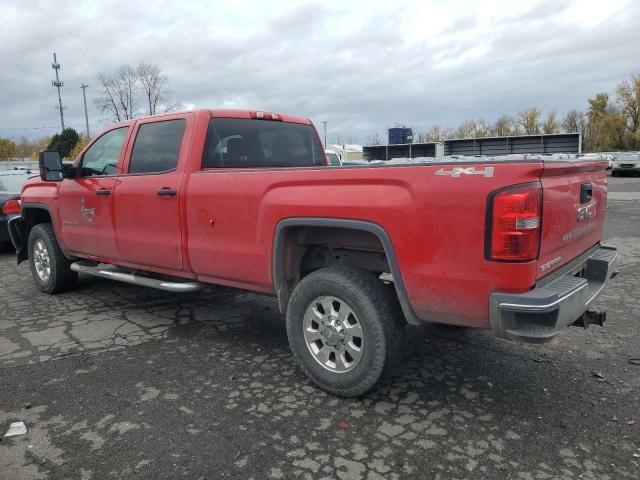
[572,309,606,329]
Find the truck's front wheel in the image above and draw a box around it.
[286,266,406,397]
[28,223,77,294]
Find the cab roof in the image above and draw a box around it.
[108,109,313,129]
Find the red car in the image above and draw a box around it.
[9,109,617,396]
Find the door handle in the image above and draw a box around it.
[580,182,592,203]
[96,188,112,196]
[157,188,177,196]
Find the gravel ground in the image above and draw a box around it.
[0,175,638,480]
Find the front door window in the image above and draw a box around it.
[81,127,128,176]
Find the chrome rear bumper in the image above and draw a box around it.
[489,245,618,343]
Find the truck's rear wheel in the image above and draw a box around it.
[28,223,77,294]
[286,266,406,397]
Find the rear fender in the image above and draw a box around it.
[272,217,421,325]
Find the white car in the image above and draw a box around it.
[611,153,640,176]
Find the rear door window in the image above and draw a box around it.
[128,119,186,174]
[202,118,325,168]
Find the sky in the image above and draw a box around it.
[1,0,639,144]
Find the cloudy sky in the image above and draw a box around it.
[1,0,639,143]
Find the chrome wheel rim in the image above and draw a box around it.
[33,239,51,282]
[303,296,364,373]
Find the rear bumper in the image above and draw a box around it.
[489,245,618,343]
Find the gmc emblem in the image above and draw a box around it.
[577,204,596,222]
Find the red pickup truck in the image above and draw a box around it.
[9,109,617,396]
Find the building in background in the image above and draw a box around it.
[388,127,413,145]
[363,133,582,161]
[327,144,363,162]
[363,142,443,161]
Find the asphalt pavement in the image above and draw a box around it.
[1,174,638,480]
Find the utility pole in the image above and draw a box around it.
[81,84,90,138]
[51,52,65,132]
[321,121,328,148]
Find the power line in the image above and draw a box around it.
[0,126,60,131]
[0,125,87,131]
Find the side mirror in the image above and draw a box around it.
[39,150,63,181]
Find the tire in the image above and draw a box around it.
[286,266,406,397]
[611,171,618,177]
[28,223,77,294]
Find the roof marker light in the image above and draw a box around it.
[250,111,282,121]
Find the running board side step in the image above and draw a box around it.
[70,262,203,293]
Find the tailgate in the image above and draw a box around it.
[537,159,608,279]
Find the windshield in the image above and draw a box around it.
[0,173,29,193]
[202,118,325,168]
[616,153,640,161]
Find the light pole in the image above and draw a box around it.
[81,84,90,138]
[321,121,327,148]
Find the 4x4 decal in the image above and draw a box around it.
[435,166,494,178]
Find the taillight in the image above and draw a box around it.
[250,111,282,121]
[486,183,541,262]
[2,199,21,215]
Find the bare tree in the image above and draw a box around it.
[94,66,138,122]
[493,115,515,136]
[17,136,30,160]
[562,110,584,133]
[95,63,178,122]
[137,63,179,115]
[423,125,445,142]
[517,107,541,134]
[367,134,382,145]
[542,110,561,134]
[94,73,123,122]
[474,118,493,138]
[455,120,477,139]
